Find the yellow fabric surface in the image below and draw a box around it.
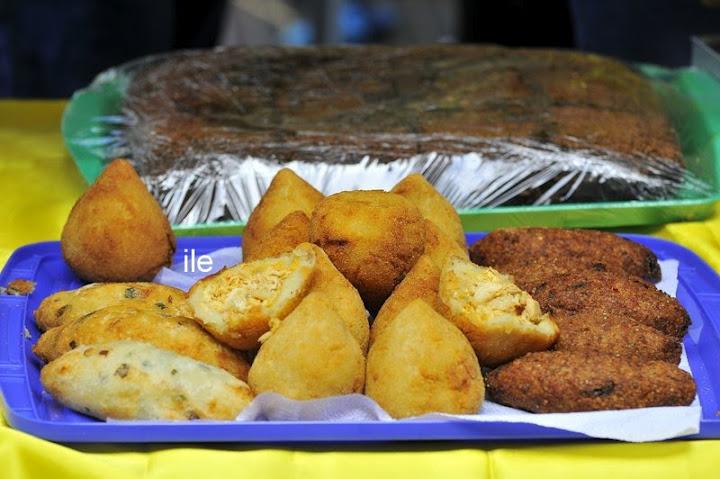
[1,99,720,479]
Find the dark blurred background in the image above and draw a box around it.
[1,0,720,97]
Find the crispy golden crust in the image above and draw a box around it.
[307,245,369,353]
[525,270,690,339]
[34,282,191,331]
[552,312,681,364]
[391,174,466,248]
[486,351,696,413]
[439,257,558,366]
[243,211,311,262]
[366,300,484,418]
[248,292,366,399]
[422,220,468,271]
[243,169,323,260]
[41,340,254,420]
[61,159,176,282]
[310,190,426,313]
[469,228,661,283]
[33,305,250,380]
[187,243,317,350]
[371,255,449,346]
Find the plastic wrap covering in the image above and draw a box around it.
[66,45,713,226]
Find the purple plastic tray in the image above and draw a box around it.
[1,233,720,443]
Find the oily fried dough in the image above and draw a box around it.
[370,255,449,345]
[243,210,311,262]
[243,169,323,260]
[310,190,425,313]
[248,292,365,399]
[307,244,369,352]
[41,340,253,420]
[187,243,316,349]
[34,305,250,380]
[439,257,559,366]
[35,282,190,331]
[61,159,176,282]
[366,300,484,418]
[392,173,466,248]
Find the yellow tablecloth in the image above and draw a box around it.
[2,100,720,479]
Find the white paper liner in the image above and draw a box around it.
[154,249,700,442]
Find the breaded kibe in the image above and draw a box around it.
[553,311,682,364]
[392,173,466,248]
[486,351,696,413]
[33,305,250,380]
[439,257,559,366]
[525,270,690,339]
[469,228,661,283]
[248,292,365,400]
[366,300,484,418]
[422,219,468,271]
[35,282,191,331]
[243,169,323,260]
[41,340,254,420]
[310,190,426,313]
[307,244,369,352]
[370,254,449,345]
[187,243,317,350]
[243,210,310,263]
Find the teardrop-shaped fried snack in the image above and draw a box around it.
[310,190,426,313]
[366,300,484,418]
[33,305,250,380]
[243,210,311,263]
[469,227,661,283]
[553,311,682,364]
[243,169,323,260]
[307,244,369,352]
[423,219,468,271]
[370,255,449,346]
[248,292,366,399]
[439,256,559,366]
[188,243,317,350]
[35,282,191,331]
[41,340,254,420]
[61,159,176,282]
[486,351,696,413]
[392,173,466,248]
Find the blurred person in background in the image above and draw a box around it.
[2,0,720,98]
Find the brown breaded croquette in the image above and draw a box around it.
[243,211,311,262]
[552,312,682,364]
[242,169,323,261]
[486,351,696,413]
[525,270,690,339]
[469,227,661,283]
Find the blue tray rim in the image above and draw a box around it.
[1,233,719,443]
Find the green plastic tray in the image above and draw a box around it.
[61,65,720,236]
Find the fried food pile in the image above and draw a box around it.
[37,165,695,421]
[471,227,695,412]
